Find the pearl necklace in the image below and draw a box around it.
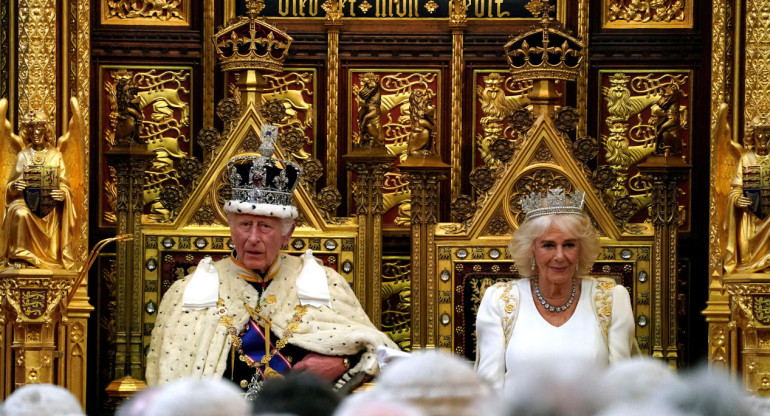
[534,277,576,312]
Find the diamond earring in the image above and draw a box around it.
[530,257,536,271]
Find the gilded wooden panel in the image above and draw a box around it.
[101,0,190,26]
[347,69,441,228]
[381,256,411,350]
[597,70,692,228]
[18,0,57,119]
[471,70,533,171]
[744,0,770,137]
[97,66,193,226]
[602,0,693,29]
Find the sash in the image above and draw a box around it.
[240,319,292,377]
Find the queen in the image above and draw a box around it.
[475,188,636,390]
[0,109,76,270]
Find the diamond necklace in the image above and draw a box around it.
[534,277,576,312]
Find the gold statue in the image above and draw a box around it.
[355,73,384,148]
[0,98,84,270]
[407,88,437,156]
[717,105,770,274]
[650,83,685,157]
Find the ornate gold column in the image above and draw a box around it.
[399,156,449,349]
[324,0,342,188]
[344,149,395,326]
[449,0,465,200]
[106,146,155,380]
[17,0,57,118]
[704,0,737,371]
[638,155,690,367]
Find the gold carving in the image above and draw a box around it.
[718,119,770,274]
[604,0,692,29]
[504,9,583,82]
[103,0,187,24]
[102,67,192,223]
[325,29,340,187]
[382,258,411,350]
[450,27,463,199]
[213,4,292,73]
[577,0,588,137]
[359,0,372,13]
[600,71,689,222]
[354,73,385,148]
[407,89,437,157]
[105,70,143,146]
[754,296,770,325]
[103,166,118,224]
[424,0,438,14]
[18,0,57,119]
[20,290,46,320]
[476,73,530,169]
[351,70,439,227]
[0,100,85,271]
[449,0,467,27]
[262,71,315,159]
[744,1,770,144]
[707,0,730,291]
[321,0,343,23]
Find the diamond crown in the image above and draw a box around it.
[212,0,293,73]
[226,126,302,208]
[520,188,585,220]
[503,0,583,82]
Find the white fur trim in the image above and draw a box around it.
[224,200,298,219]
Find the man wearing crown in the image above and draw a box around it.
[146,136,398,396]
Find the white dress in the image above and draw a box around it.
[475,277,635,390]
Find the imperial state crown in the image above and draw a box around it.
[225,127,303,220]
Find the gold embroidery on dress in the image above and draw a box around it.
[498,281,518,346]
[593,280,615,338]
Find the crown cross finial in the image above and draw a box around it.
[259,125,277,157]
[520,188,586,220]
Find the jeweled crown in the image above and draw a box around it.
[225,126,302,219]
[503,0,583,82]
[212,0,293,73]
[521,188,585,220]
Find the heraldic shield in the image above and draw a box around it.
[22,165,60,218]
[743,164,770,220]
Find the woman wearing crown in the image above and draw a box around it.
[474,188,636,390]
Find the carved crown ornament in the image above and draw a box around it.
[503,0,583,82]
[212,0,293,73]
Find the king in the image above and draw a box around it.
[146,130,398,396]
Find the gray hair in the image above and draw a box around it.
[599,357,679,408]
[645,366,755,416]
[143,378,249,416]
[3,384,85,416]
[509,213,600,278]
[502,359,604,416]
[373,350,497,416]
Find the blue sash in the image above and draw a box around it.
[240,319,292,376]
